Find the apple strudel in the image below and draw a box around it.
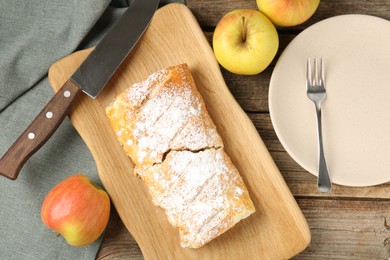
[106,64,255,248]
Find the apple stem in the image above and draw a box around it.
[242,16,246,42]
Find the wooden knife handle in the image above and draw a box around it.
[0,80,81,180]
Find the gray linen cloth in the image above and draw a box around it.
[0,0,183,259]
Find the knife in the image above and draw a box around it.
[0,0,160,180]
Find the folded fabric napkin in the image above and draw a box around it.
[0,0,183,259]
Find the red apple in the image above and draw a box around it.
[41,174,110,246]
[256,0,320,27]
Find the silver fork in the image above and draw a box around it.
[306,58,332,193]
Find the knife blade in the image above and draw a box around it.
[0,0,160,180]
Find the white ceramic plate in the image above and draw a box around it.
[269,14,390,187]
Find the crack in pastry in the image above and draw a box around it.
[106,64,223,170]
[106,64,255,249]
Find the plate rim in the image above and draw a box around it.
[269,14,390,187]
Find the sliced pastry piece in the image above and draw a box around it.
[105,64,223,171]
[139,148,255,248]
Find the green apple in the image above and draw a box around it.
[213,9,279,75]
[257,0,320,27]
[41,174,110,246]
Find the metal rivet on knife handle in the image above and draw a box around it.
[46,112,53,119]
[0,80,81,180]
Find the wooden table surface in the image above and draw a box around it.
[96,1,390,259]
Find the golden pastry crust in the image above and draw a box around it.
[140,148,255,248]
[106,64,255,248]
[106,64,223,171]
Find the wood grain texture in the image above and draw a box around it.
[97,209,142,260]
[48,3,310,259]
[187,0,390,29]
[202,32,300,113]
[296,199,390,259]
[98,199,390,259]
[96,210,390,259]
[65,0,390,258]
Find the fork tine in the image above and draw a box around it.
[306,58,311,89]
[314,57,318,86]
[320,58,325,87]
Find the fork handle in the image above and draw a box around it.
[315,103,332,193]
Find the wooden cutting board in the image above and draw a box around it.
[48,3,310,259]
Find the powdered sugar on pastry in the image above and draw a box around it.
[105,64,255,249]
[138,148,255,248]
[106,64,223,169]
